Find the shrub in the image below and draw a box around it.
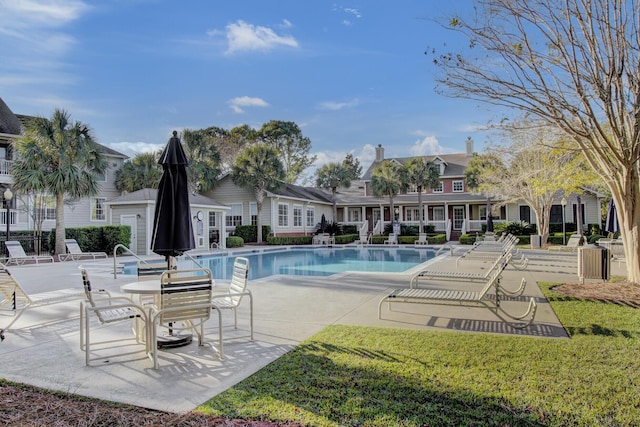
[266,235,313,245]
[233,225,271,243]
[49,225,130,253]
[341,225,358,235]
[458,234,477,245]
[226,236,244,248]
[494,220,535,236]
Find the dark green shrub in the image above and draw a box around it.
[335,234,358,244]
[589,234,604,244]
[266,235,313,245]
[494,221,535,236]
[342,225,357,235]
[49,225,130,253]
[323,221,342,235]
[423,224,436,234]
[226,236,244,248]
[428,234,447,244]
[233,225,271,243]
[458,234,477,245]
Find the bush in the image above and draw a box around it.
[49,225,131,253]
[233,225,271,243]
[494,221,535,236]
[341,225,358,235]
[226,236,244,248]
[266,235,313,245]
[458,234,477,245]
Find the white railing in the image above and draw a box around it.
[1,209,16,226]
[373,220,383,235]
[0,159,13,175]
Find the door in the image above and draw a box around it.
[121,214,138,254]
[453,206,465,230]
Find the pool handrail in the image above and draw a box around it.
[112,244,145,279]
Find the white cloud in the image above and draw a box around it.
[107,141,164,158]
[0,0,89,29]
[409,133,454,156]
[224,20,298,54]
[228,96,269,114]
[318,98,360,111]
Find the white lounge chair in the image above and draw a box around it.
[414,233,429,246]
[149,268,217,369]
[411,252,513,287]
[384,233,398,245]
[4,241,54,265]
[58,239,108,262]
[549,234,586,252]
[378,259,537,329]
[211,257,254,357]
[0,263,86,340]
[79,267,149,366]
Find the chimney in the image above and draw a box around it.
[465,137,474,157]
[375,144,384,162]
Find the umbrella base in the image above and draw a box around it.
[157,333,193,349]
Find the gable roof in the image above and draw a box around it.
[0,97,21,135]
[107,188,229,209]
[268,182,334,204]
[361,152,472,180]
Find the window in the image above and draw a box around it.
[550,205,563,223]
[91,198,106,221]
[250,203,258,226]
[306,206,315,227]
[405,207,421,221]
[208,211,216,227]
[519,206,531,223]
[433,181,443,193]
[479,206,487,221]
[348,208,361,222]
[278,203,289,227]
[453,180,464,192]
[293,205,302,227]
[572,203,585,226]
[95,170,106,182]
[373,208,381,223]
[32,195,56,220]
[226,203,242,227]
[433,206,445,221]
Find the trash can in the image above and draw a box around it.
[531,235,542,249]
[578,246,610,283]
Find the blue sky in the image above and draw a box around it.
[0,0,504,181]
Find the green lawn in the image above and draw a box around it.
[197,283,640,426]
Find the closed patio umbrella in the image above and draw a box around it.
[150,131,195,348]
[320,214,327,233]
[150,131,195,263]
[486,213,494,233]
[605,199,619,235]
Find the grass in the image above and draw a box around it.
[196,283,640,426]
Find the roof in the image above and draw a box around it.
[107,188,229,210]
[0,97,21,135]
[361,152,472,180]
[268,182,334,204]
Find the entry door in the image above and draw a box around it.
[453,206,465,230]
[121,214,138,254]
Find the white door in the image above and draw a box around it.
[121,214,138,254]
[453,206,465,230]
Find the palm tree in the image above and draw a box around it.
[371,160,402,230]
[12,109,107,255]
[231,144,285,243]
[114,151,162,193]
[402,157,440,233]
[182,128,222,193]
[315,163,352,222]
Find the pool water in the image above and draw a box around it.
[124,247,436,280]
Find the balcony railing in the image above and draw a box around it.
[0,159,13,175]
[1,209,16,226]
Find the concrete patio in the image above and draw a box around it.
[0,245,615,413]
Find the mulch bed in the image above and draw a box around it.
[3,281,639,426]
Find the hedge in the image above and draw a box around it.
[226,236,244,248]
[48,225,131,254]
[233,225,271,243]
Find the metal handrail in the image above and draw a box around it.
[112,244,145,279]
[183,251,206,269]
[435,245,455,257]
[210,242,228,255]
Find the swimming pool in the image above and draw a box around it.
[123,247,437,280]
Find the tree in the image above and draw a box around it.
[402,157,440,233]
[259,120,316,184]
[114,151,162,193]
[315,163,352,222]
[342,153,362,180]
[12,109,107,255]
[431,0,640,283]
[371,160,403,228]
[181,129,222,193]
[231,144,285,243]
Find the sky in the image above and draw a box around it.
[0,0,506,182]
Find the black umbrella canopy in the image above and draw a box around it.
[320,214,327,233]
[150,131,195,259]
[605,199,619,235]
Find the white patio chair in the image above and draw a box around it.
[79,267,149,366]
[4,241,54,265]
[414,233,429,246]
[384,233,398,245]
[58,239,108,262]
[211,257,253,355]
[149,268,217,369]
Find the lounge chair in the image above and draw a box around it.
[211,257,254,357]
[378,258,537,329]
[149,268,217,369]
[79,267,149,366]
[58,239,108,262]
[0,263,87,340]
[384,233,398,245]
[455,237,520,266]
[4,241,54,265]
[411,252,513,287]
[414,233,429,246]
[549,234,586,252]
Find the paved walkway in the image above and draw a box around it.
[0,245,621,413]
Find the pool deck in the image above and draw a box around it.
[0,244,622,413]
